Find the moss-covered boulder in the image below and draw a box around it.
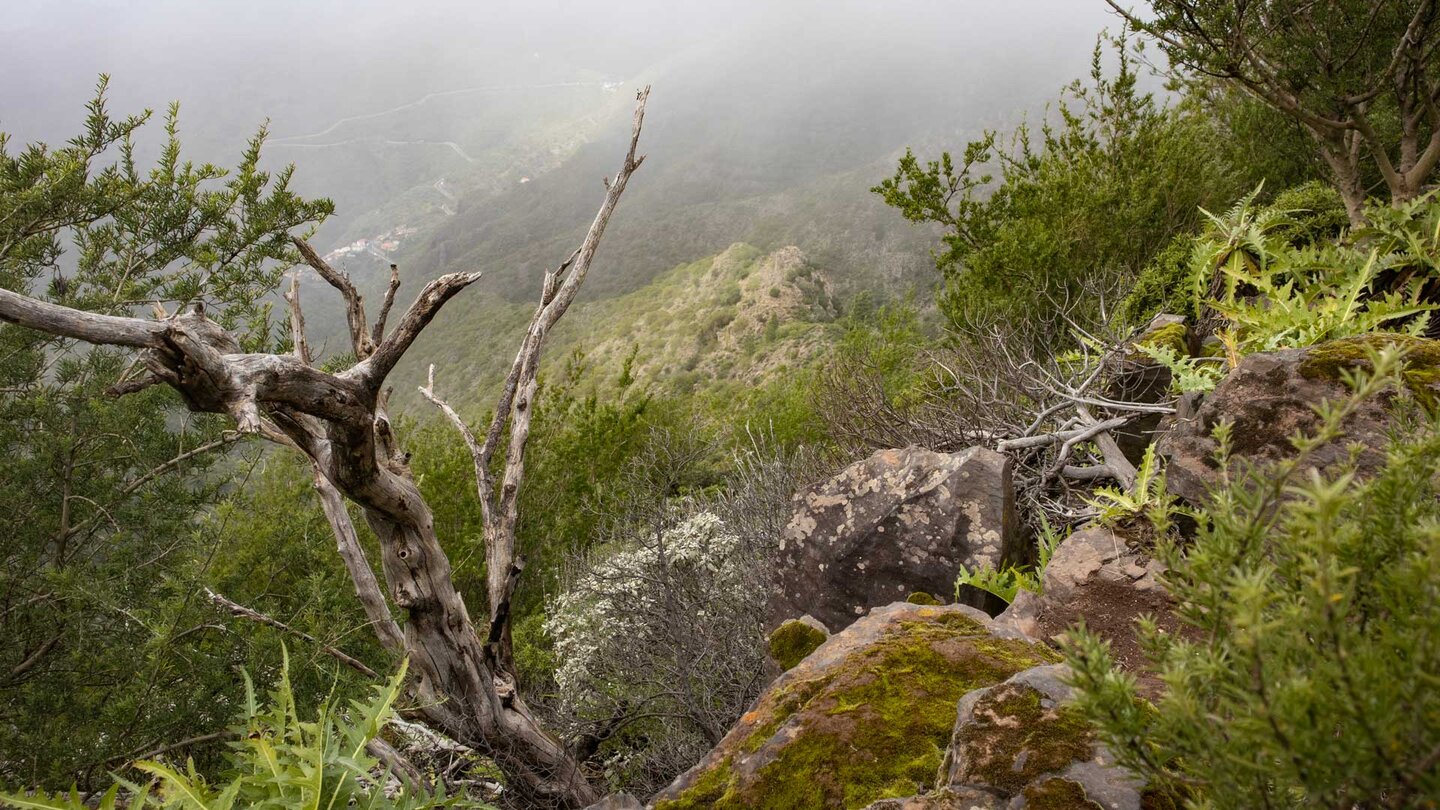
[769,616,830,671]
[1159,335,1439,506]
[943,664,1143,810]
[650,602,1057,810]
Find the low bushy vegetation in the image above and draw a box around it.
[3,4,1437,806]
[1,652,483,810]
[1065,348,1440,808]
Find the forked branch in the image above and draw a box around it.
[422,86,652,646]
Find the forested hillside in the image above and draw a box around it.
[2,1,1438,809]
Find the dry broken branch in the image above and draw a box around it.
[205,587,381,680]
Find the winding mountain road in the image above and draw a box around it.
[269,80,602,143]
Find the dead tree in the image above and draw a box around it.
[0,86,652,809]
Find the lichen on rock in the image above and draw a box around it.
[942,664,1145,810]
[652,603,1057,810]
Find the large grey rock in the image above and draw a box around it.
[943,664,1144,810]
[771,445,1021,630]
[994,526,1179,696]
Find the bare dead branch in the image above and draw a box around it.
[285,273,313,365]
[205,587,381,680]
[371,264,401,346]
[359,271,482,389]
[292,237,374,358]
[311,470,406,656]
[108,731,239,767]
[0,285,166,347]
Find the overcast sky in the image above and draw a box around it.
[1,2,1119,149]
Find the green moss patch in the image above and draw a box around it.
[1297,333,1440,408]
[953,684,1095,793]
[656,609,1058,810]
[769,619,830,672]
[1023,778,1104,810]
[906,591,943,606]
[1134,320,1190,357]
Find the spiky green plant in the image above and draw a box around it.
[1083,443,1190,536]
[0,650,482,810]
[955,515,1065,604]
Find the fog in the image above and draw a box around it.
[1,0,1123,334]
[2,1,1116,150]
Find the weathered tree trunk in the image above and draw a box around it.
[0,86,653,809]
[1316,133,1370,229]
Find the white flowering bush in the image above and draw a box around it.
[549,512,740,697]
[545,507,773,794]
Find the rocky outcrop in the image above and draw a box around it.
[1159,335,1440,505]
[941,664,1143,809]
[650,602,1057,810]
[994,526,1178,695]
[772,446,1021,630]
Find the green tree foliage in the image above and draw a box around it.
[1,653,486,810]
[874,36,1284,345]
[1111,0,1440,224]
[1064,348,1440,808]
[0,80,331,786]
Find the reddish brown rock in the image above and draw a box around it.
[995,526,1180,695]
[1156,339,1434,506]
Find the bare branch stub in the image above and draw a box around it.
[293,236,375,358]
[284,273,313,366]
[372,263,402,346]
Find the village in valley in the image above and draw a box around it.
[321,224,421,265]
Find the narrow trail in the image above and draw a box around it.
[270,137,479,163]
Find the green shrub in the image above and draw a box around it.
[1,652,479,809]
[1267,180,1349,246]
[1064,347,1440,808]
[876,34,1264,347]
[1115,235,1198,327]
[1133,189,1440,394]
